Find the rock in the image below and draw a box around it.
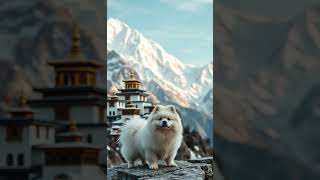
[107,157,224,180]
[188,157,224,180]
[188,157,214,164]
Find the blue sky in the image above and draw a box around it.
[106,0,213,66]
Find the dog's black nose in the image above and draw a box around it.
[162,121,168,127]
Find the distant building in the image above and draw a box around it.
[0,24,106,179]
[107,69,155,139]
[37,120,104,180]
[0,96,58,180]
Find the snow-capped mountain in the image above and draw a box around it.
[107,18,213,142]
[107,18,213,114]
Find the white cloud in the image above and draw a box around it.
[160,0,213,12]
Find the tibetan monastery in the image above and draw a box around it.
[106,69,155,138]
[0,24,106,180]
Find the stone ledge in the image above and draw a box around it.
[107,157,222,180]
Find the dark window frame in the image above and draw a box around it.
[36,125,40,139]
[87,134,92,143]
[17,153,24,166]
[6,126,23,142]
[46,127,50,139]
[7,154,13,166]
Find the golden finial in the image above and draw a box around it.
[111,87,117,95]
[19,91,27,107]
[69,119,78,132]
[130,69,135,80]
[68,23,82,58]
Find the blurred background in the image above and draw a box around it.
[215,0,320,179]
[0,0,107,179]
[2,0,320,179]
[0,0,106,109]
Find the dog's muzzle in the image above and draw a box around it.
[161,120,168,128]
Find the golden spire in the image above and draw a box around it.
[111,87,117,95]
[68,23,82,59]
[69,119,78,132]
[130,69,135,80]
[19,91,28,107]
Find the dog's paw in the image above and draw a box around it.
[149,163,159,170]
[166,162,177,167]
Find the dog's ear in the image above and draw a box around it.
[154,105,161,112]
[167,105,176,113]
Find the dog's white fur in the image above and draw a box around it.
[119,105,183,169]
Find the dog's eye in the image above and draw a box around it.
[158,118,162,121]
[167,118,171,121]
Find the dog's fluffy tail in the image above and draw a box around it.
[119,118,147,146]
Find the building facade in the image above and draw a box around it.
[106,69,155,138]
[0,24,106,179]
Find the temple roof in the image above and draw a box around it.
[28,96,106,107]
[34,143,100,150]
[47,23,103,68]
[33,86,107,95]
[0,118,62,127]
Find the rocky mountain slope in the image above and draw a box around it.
[214,2,320,179]
[107,18,213,141]
[0,0,106,108]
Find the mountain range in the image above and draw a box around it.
[214,2,320,179]
[106,18,214,142]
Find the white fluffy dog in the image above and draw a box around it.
[119,105,183,169]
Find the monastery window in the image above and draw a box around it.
[109,111,111,116]
[113,111,115,116]
[6,126,22,142]
[6,154,13,166]
[17,153,24,166]
[55,73,60,86]
[46,127,50,139]
[36,126,40,139]
[87,134,92,143]
[79,72,86,85]
[125,95,130,101]
[63,74,69,86]
[70,74,75,85]
[90,72,96,85]
[109,102,114,107]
